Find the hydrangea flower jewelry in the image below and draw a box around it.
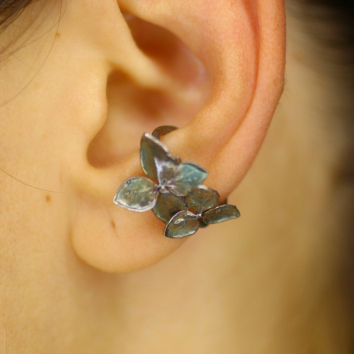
[113,126,240,238]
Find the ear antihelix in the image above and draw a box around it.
[118,0,259,146]
[86,12,210,170]
[120,11,211,91]
[113,126,240,239]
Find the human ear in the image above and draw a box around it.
[65,0,285,272]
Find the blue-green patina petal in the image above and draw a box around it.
[140,133,176,181]
[202,205,240,224]
[156,159,181,189]
[169,162,208,196]
[152,191,186,224]
[185,185,220,214]
[113,177,158,212]
[164,210,200,238]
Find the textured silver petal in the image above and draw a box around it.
[156,160,180,187]
[202,205,240,224]
[185,185,220,214]
[152,191,186,224]
[169,162,208,196]
[113,177,158,212]
[164,210,200,238]
[140,133,176,181]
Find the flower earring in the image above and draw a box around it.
[113,126,240,238]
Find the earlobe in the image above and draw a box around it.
[68,0,285,273]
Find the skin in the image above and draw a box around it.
[0,0,350,353]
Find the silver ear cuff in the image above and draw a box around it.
[113,126,240,238]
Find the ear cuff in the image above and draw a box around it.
[113,126,240,238]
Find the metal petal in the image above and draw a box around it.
[152,126,177,139]
[156,158,181,190]
[185,185,220,214]
[202,205,240,224]
[168,163,208,196]
[152,191,186,224]
[113,177,158,212]
[140,133,177,181]
[164,210,200,238]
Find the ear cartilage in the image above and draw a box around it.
[113,126,240,238]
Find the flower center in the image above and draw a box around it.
[158,184,169,194]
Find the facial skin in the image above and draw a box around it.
[0,0,349,353]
